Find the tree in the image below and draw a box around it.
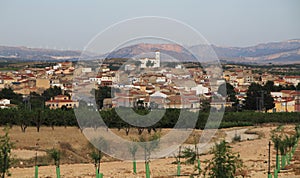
[139,133,160,178]
[201,99,211,112]
[271,134,281,170]
[0,127,13,178]
[93,86,112,109]
[146,60,154,67]
[33,109,45,132]
[244,83,274,112]
[0,88,23,106]
[89,150,102,177]
[264,81,276,92]
[203,140,243,178]
[90,137,108,177]
[218,82,238,105]
[28,92,45,110]
[42,86,62,101]
[17,109,32,132]
[48,148,61,178]
[128,139,138,174]
[134,60,142,67]
[181,147,197,164]
[296,83,300,91]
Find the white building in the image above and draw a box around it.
[0,99,11,109]
[82,68,92,73]
[283,76,300,86]
[0,99,10,105]
[140,51,160,68]
[271,92,283,98]
[191,84,209,95]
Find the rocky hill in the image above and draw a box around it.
[1,39,300,64]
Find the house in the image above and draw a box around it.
[148,91,167,108]
[0,75,16,88]
[271,98,296,112]
[269,90,300,112]
[36,78,50,89]
[45,95,79,109]
[191,84,209,95]
[283,76,300,86]
[0,99,10,105]
[0,99,16,109]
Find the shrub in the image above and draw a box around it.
[203,140,243,178]
[232,133,241,142]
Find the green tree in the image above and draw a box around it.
[218,82,238,104]
[32,109,45,132]
[90,137,108,177]
[271,134,281,170]
[296,83,300,91]
[42,86,62,101]
[201,99,211,112]
[0,127,13,178]
[17,109,33,132]
[48,148,61,178]
[128,139,138,174]
[203,140,243,178]
[89,150,102,177]
[244,83,274,112]
[181,147,197,164]
[139,133,160,178]
[264,81,276,92]
[93,86,112,109]
[0,88,23,106]
[134,60,142,67]
[48,148,60,167]
[146,60,154,67]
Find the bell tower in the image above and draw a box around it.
[155,50,160,67]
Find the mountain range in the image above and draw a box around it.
[0,39,300,64]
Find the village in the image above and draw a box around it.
[0,51,299,113]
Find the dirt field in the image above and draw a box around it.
[1,125,299,178]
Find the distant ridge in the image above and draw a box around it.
[1,39,300,64]
[0,46,81,61]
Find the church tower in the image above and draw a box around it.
[155,50,160,67]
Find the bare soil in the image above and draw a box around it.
[1,125,299,178]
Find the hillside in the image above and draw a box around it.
[0,46,81,61]
[1,39,300,64]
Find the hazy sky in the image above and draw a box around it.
[0,0,299,50]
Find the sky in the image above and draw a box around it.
[0,0,299,50]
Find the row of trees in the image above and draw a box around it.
[0,86,64,108]
[0,107,299,133]
[271,125,300,174]
[0,108,77,132]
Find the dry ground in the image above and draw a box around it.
[1,125,299,178]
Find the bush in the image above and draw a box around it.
[203,140,243,178]
[232,133,241,142]
[0,127,13,178]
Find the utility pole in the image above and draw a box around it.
[268,141,272,178]
[256,97,259,111]
[259,90,266,112]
